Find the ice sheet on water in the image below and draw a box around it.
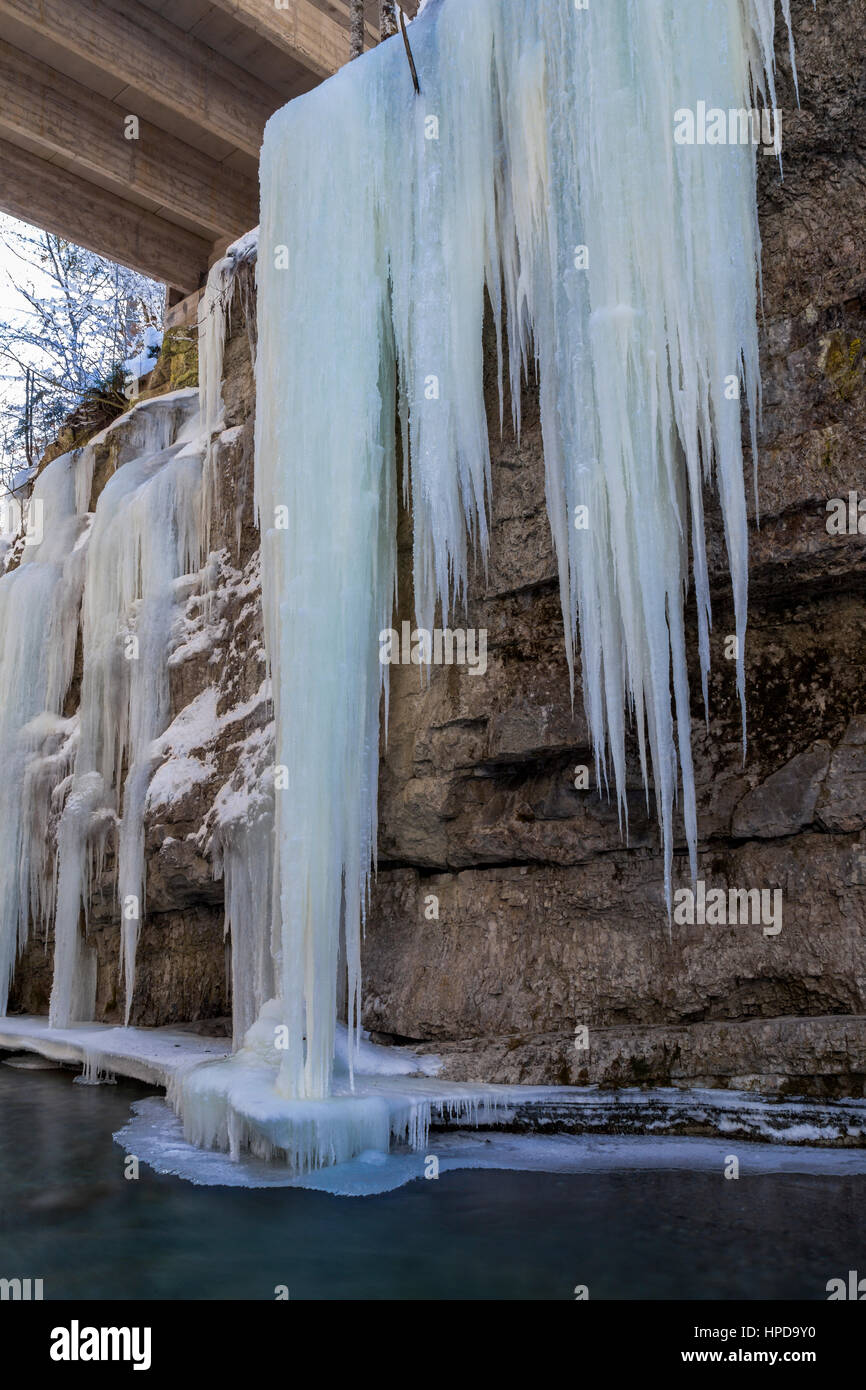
[116,1099,866,1197]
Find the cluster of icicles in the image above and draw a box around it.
[0,0,793,1170]
[0,391,204,1026]
[255,0,792,1107]
[0,230,244,1026]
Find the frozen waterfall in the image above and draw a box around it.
[0,0,794,1176]
[0,447,94,1013]
[252,0,790,1121]
[50,418,204,1026]
[0,393,201,1023]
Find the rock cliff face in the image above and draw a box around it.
[9,0,866,1093]
[363,0,866,1091]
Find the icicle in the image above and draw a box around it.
[21,715,78,944]
[210,745,277,1048]
[74,1050,117,1086]
[199,231,260,553]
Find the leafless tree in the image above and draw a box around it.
[0,217,163,485]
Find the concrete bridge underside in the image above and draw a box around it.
[0,0,416,297]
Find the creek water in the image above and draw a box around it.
[2,1063,865,1300]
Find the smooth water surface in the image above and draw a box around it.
[0,1063,863,1300]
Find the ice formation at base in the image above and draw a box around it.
[169,1001,505,1177]
[117,1096,866,1198]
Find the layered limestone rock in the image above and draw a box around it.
[365,0,866,1090]
[8,0,866,1095]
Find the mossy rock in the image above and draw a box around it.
[31,327,198,488]
[818,331,863,401]
[145,327,199,394]
[37,402,125,472]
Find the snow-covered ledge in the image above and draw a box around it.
[3,1014,866,1156]
[0,1015,229,1087]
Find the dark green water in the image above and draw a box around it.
[0,1064,863,1300]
